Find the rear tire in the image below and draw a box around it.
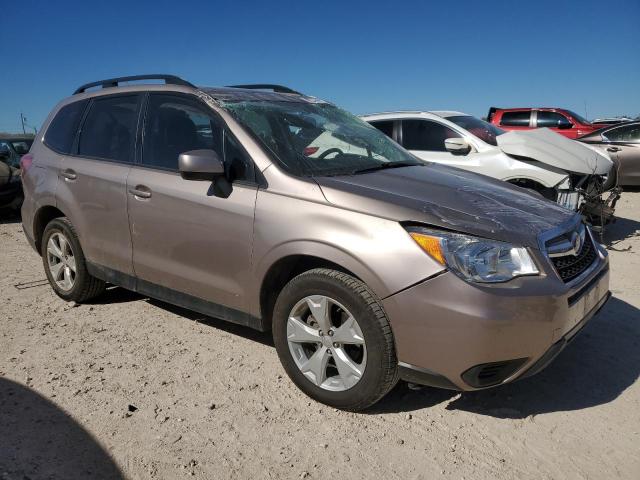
[41,217,105,302]
[272,268,398,411]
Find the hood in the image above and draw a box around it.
[496,128,613,175]
[316,164,577,249]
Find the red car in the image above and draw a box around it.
[487,107,605,139]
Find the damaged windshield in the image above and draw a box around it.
[222,100,422,177]
[447,115,505,146]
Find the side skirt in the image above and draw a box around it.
[86,262,268,332]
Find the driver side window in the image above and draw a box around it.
[537,111,572,128]
[143,94,255,182]
[401,120,461,152]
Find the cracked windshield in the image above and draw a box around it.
[224,100,423,177]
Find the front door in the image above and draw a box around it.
[400,119,479,171]
[127,93,258,311]
[535,110,576,138]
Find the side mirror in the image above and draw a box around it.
[444,137,471,155]
[557,121,573,130]
[179,149,225,181]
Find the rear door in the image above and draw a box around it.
[127,93,257,311]
[56,93,141,276]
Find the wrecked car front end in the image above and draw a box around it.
[557,171,621,231]
[497,128,621,230]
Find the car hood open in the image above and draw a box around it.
[315,164,576,249]
[496,128,613,175]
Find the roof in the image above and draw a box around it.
[70,75,321,104]
[430,110,468,118]
[491,107,568,112]
[199,86,323,104]
[361,110,470,119]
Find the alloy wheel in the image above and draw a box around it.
[286,295,367,391]
[46,232,76,291]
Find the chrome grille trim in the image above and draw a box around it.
[538,215,603,285]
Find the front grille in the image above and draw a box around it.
[550,233,597,283]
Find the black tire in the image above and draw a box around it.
[41,217,105,302]
[272,268,398,411]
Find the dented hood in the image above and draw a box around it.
[496,128,613,175]
[316,164,576,249]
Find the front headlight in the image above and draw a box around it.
[407,227,539,283]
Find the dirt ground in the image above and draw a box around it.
[1,192,639,480]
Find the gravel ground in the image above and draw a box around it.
[1,191,639,480]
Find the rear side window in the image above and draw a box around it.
[537,111,572,128]
[500,111,530,127]
[44,100,88,154]
[369,120,394,139]
[605,124,640,143]
[143,94,223,171]
[402,120,461,152]
[78,95,141,163]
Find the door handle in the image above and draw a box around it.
[128,185,152,199]
[607,146,621,152]
[60,169,77,181]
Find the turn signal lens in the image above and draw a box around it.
[406,227,539,283]
[409,232,446,265]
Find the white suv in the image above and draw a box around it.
[361,111,620,225]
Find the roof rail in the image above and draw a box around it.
[73,74,195,95]
[226,84,302,95]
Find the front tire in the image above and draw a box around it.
[41,217,105,302]
[272,268,398,411]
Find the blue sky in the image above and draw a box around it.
[1,0,639,132]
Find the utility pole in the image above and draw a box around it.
[583,100,588,121]
[20,113,26,134]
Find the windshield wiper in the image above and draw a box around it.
[350,161,423,175]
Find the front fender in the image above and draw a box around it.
[248,190,445,317]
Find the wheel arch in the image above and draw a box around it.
[33,204,67,254]
[504,177,559,201]
[258,253,365,331]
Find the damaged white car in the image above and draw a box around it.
[361,111,621,228]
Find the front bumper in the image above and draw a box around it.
[383,250,610,391]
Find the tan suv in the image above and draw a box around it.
[22,75,611,410]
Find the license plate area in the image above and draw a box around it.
[562,266,609,337]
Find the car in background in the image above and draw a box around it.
[0,136,30,211]
[579,121,640,186]
[591,117,632,127]
[362,111,621,226]
[0,161,23,211]
[0,135,34,168]
[487,107,602,139]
